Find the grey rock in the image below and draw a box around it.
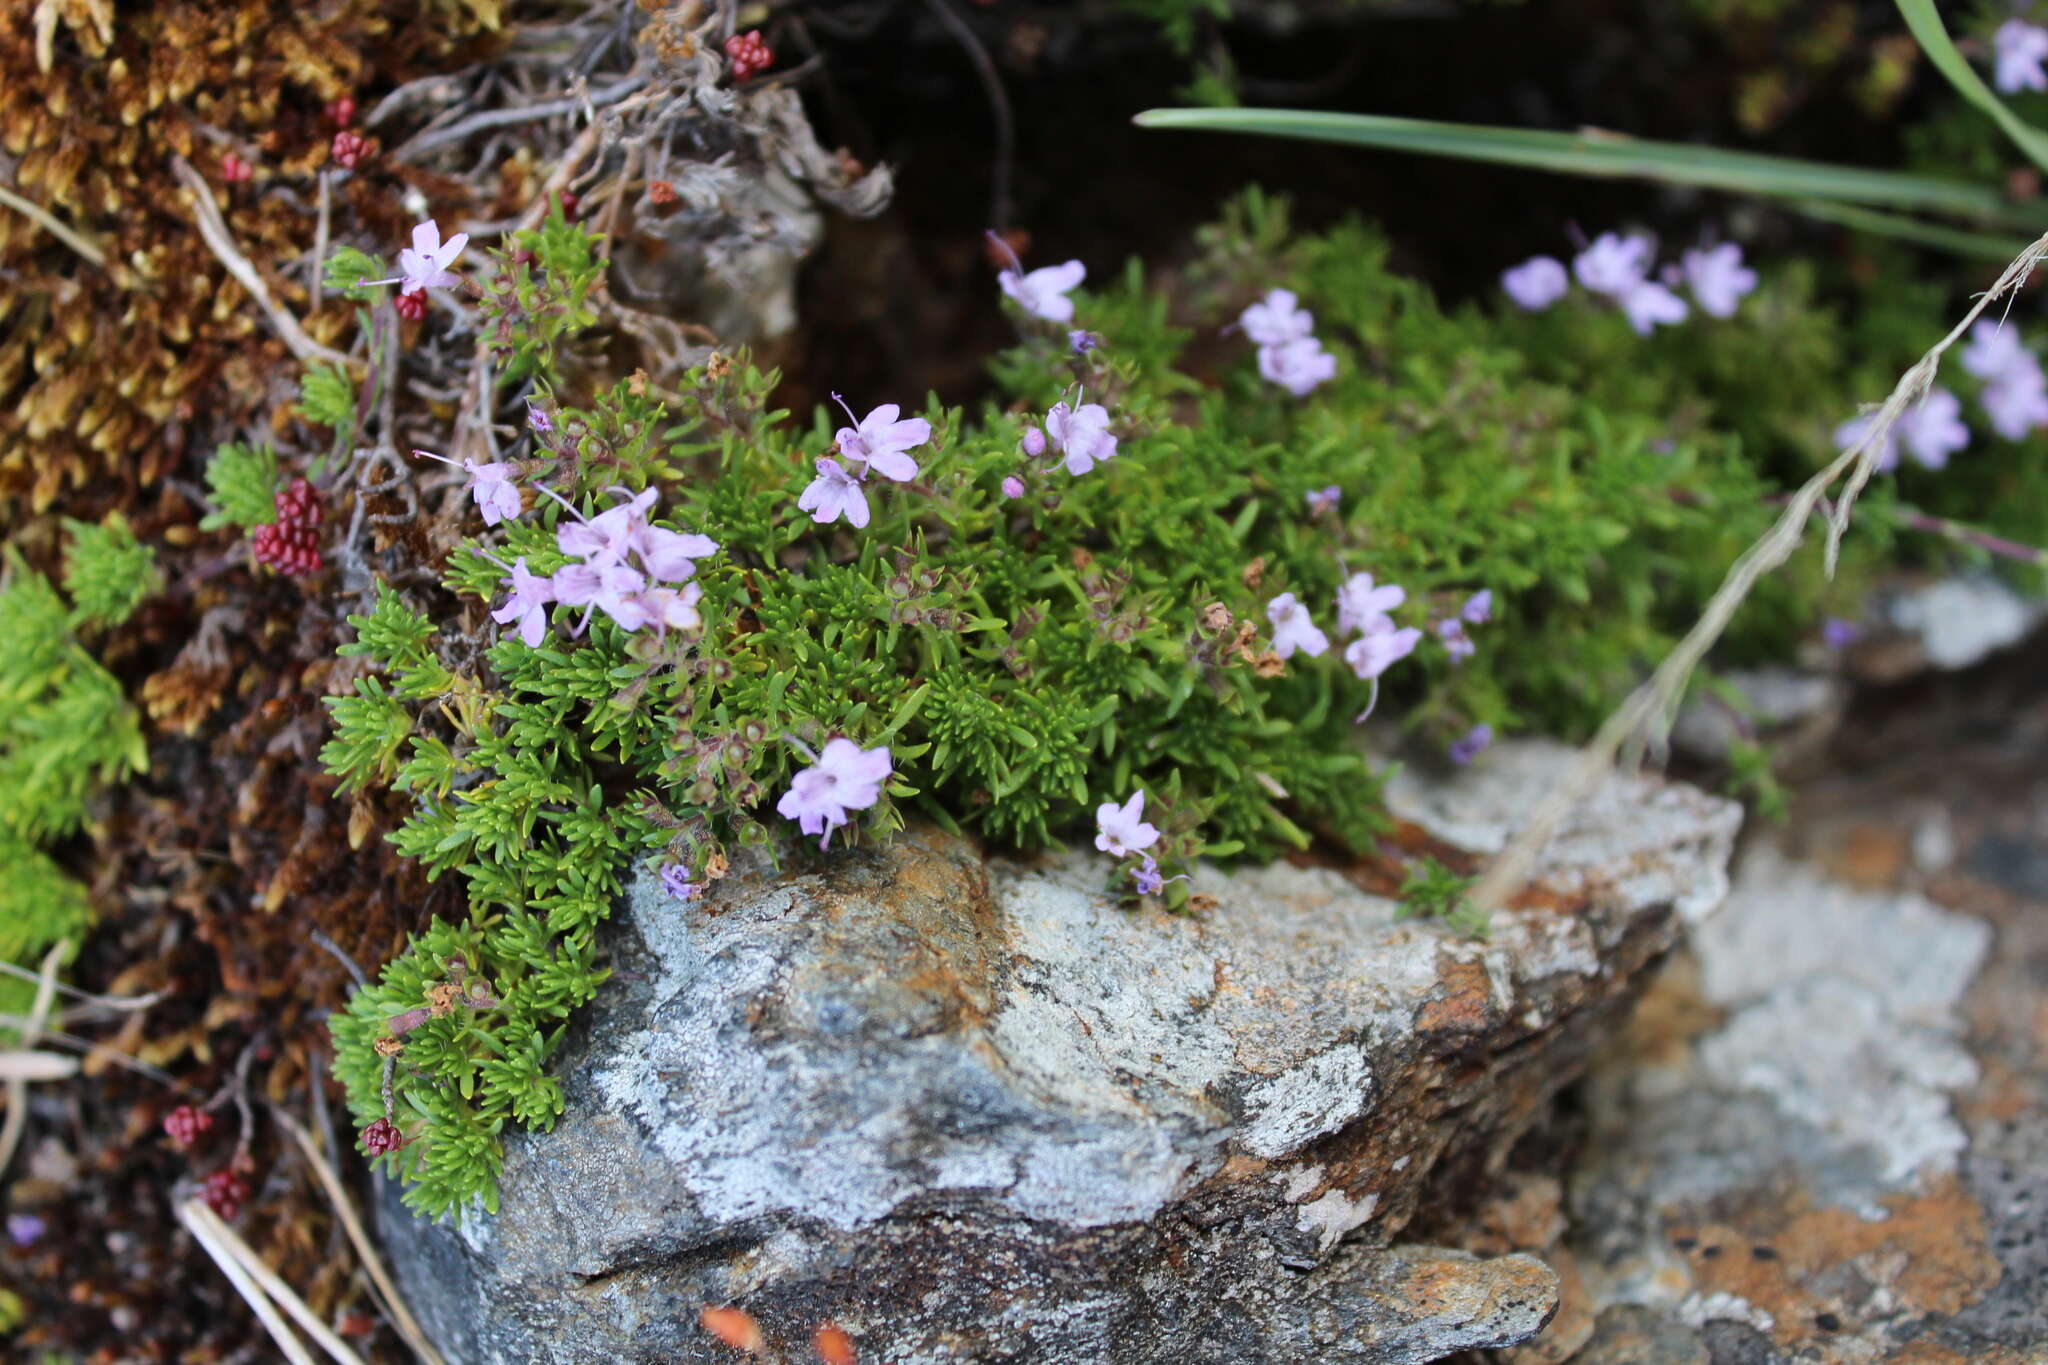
[382,740,1740,1364]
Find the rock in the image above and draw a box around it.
[1573,1304,1708,1365]
[1560,842,2003,1362]
[380,740,1740,1364]
[1852,574,2047,682]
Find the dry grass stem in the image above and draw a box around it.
[177,1198,328,1365]
[1470,229,2048,912]
[0,182,108,267]
[181,1197,370,1365]
[0,940,66,1178]
[169,156,352,370]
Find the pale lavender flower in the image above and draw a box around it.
[832,393,931,482]
[1461,589,1493,624]
[1995,19,2048,94]
[1266,592,1330,660]
[1834,411,1900,472]
[557,487,658,567]
[1240,288,1316,346]
[1306,485,1342,514]
[1258,336,1337,396]
[1500,256,1569,312]
[491,557,554,648]
[1046,401,1119,475]
[1000,259,1086,323]
[1821,617,1862,650]
[1981,370,2048,441]
[612,582,703,636]
[1962,320,2032,382]
[660,863,703,901]
[1620,280,1689,335]
[1344,621,1422,681]
[1436,617,1474,662]
[776,738,892,848]
[1070,330,1101,354]
[1572,232,1652,297]
[1448,724,1494,766]
[1094,790,1160,858]
[412,449,521,525]
[7,1213,44,1247]
[1681,243,1757,318]
[553,561,648,632]
[798,457,870,528]
[1020,426,1047,459]
[1001,475,1026,499]
[1132,857,1165,896]
[1335,571,1406,637]
[1898,388,1968,470]
[634,524,719,583]
[361,219,468,295]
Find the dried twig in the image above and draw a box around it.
[0,941,65,1179]
[169,156,352,369]
[0,182,108,268]
[393,76,649,161]
[1470,231,2048,911]
[274,1109,448,1365]
[177,1198,342,1365]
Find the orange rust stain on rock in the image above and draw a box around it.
[1819,822,1910,889]
[1675,1177,2000,1352]
[1466,1173,1567,1256]
[1609,954,1723,1070]
[1415,959,1496,1037]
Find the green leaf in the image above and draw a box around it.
[1896,0,2048,177]
[1132,107,2047,233]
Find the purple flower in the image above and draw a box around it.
[1834,411,1900,472]
[553,561,649,632]
[1500,256,1569,312]
[1306,485,1342,514]
[1046,401,1119,475]
[1680,243,1757,318]
[1461,589,1493,625]
[1240,288,1316,346]
[413,449,521,525]
[1132,857,1165,896]
[1094,790,1160,858]
[1257,336,1337,396]
[1070,330,1101,354]
[798,457,870,528]
[1898,388,1968,470]
[1448,724,1494,766]
[1962,321,2033,383]
[999,259,1086,323]
[1266,591,1330,660]
[528,405,553,436]
[7,1213,44,1247]
[1620,280,1689,335]
[1001,475,1026,499]
[491,557,555,647]
[361,219,469,295]
[1981,370,2048,441]
[1821,617,1862,650]
[1995,19,2048,94]
[1572,232,1652,297]
[832,394,930,483]
[557,487,658,567]
[1436,617,1474,662]
[1335,571,1405,637]
[660,863,703,901]
[776,738,892,848]
[634,524,718,584]
[1344,620,1422,681]
[1020,426,1047,459]
[612,582,703,636]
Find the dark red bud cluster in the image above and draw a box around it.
[361,1118,408,1156]
[394,289,429,322]
[162,1104,214,1146]
[331,129,371,169]
[723,29,773,81]
[252,478,323,576]
[326,96,356,128]
[220,154,254,184]
[200,1168,251,1220]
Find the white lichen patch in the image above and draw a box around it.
[1297,1187,1380,1253]
[1238,1045,1374,1158]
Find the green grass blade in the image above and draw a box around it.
[1896,0,2048,176]
[1133,107,2047,232]
[1788,198,2035,260]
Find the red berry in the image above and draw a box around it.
[163,1105,214,1147]
[220,154,254,184]
[326,96,356,129]
[394,289,428,322]
[723,30,773,82]
[201,1168,251,1220]
[252,478,325,576]
[361,1118,408,1156]
[331,130,371,170]
[557,190,580,221]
